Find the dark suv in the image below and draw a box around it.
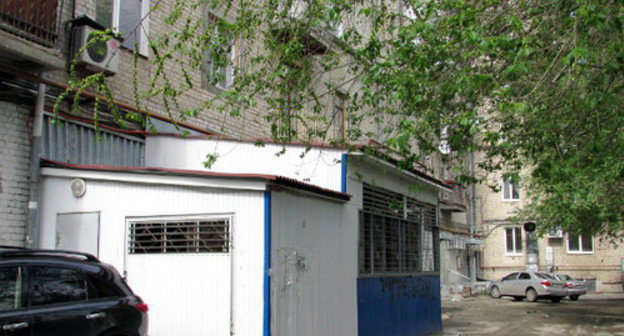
[0,246,148,336]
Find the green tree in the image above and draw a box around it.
[60,0,624,236]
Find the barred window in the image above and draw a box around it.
[359,184,439,275]
[129,219,230,254]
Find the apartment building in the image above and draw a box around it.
[0,1,454,335]
[477,171,623,293]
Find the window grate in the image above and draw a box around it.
[129,219,230,254]
[360,183,439,275]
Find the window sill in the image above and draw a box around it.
[501,199,521,202]
[566,251,594,255]
[504,253,523,257]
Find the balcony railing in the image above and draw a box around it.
[0,0,59,47]
[440,185,467,212]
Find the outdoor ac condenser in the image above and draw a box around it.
[547,229,564,239]
[72,25,120,76]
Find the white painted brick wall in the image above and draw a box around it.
[0,101,31,246]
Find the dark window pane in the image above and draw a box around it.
[88,275,122,299]
[96,0,113,28]
[31,267,87,306]
[519,273,530,280]
[514,228,523,253]
[503,178,510,199]
[511,182,520,199]
[505,228,513,252]
[581,234,593,252]
[0,267,21,311]
[119,0,142,50]
[568,233,580,251]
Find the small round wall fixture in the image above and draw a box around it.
[71,178,87,198]
[523,222,536,232]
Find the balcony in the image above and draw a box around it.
[0,0,64,71]
[0,0,58,47]
[439,185,467,212]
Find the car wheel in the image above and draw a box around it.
[526,288,538,302]
[551,297,561,303]
[569,295,579,301]
[490,286,502,299]
[512,296,524,301]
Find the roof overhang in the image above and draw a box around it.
[41,160,351,202]
[347,153,452,192]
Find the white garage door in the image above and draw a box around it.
[125,216,232,336]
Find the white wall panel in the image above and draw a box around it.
[38,173,266,336]
[271,190,358,336]
[146,136,345,191]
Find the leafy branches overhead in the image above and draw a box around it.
[60,0,623,235]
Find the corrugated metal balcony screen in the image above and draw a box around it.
[42,113,145,167]
[0,0,59,47]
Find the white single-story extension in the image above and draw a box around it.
[36,135,450,336]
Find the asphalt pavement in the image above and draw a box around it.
[437,293,624,335]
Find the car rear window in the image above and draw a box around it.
[535,273,555,280]
[88,274,124,298]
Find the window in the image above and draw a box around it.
[536,273,555,280]
[95,0,150,55]
[31,267,88,306]
[518,273,530,280]
[333,93,347,141]
[0,267,22,312]
[502,175,520,200]
[359,184,439,275]
[567,233,593,253]
[203,14,237,91]
[274,65,300,140]
[129,218,231,254]
[439,126,451,154]
[505,227,522,254]
[321,1,345,37]
[88,275,123,299]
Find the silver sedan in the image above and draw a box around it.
[552,273,588,301]
[489,271,568,303]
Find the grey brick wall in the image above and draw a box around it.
[0,101,32,246]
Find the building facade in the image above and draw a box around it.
[477,171,624,293]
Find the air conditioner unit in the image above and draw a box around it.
[547,229,564,238]
[73,25,120,76]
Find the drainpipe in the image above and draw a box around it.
[468,151,477,282]
[25,75,46,248]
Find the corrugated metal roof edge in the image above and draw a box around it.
[40,159,351,201]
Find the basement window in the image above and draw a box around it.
[128,219,230,254]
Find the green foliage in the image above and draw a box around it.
[58,0,623,236]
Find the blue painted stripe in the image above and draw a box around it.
[341,153,348,193]
[263,191,272,336]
